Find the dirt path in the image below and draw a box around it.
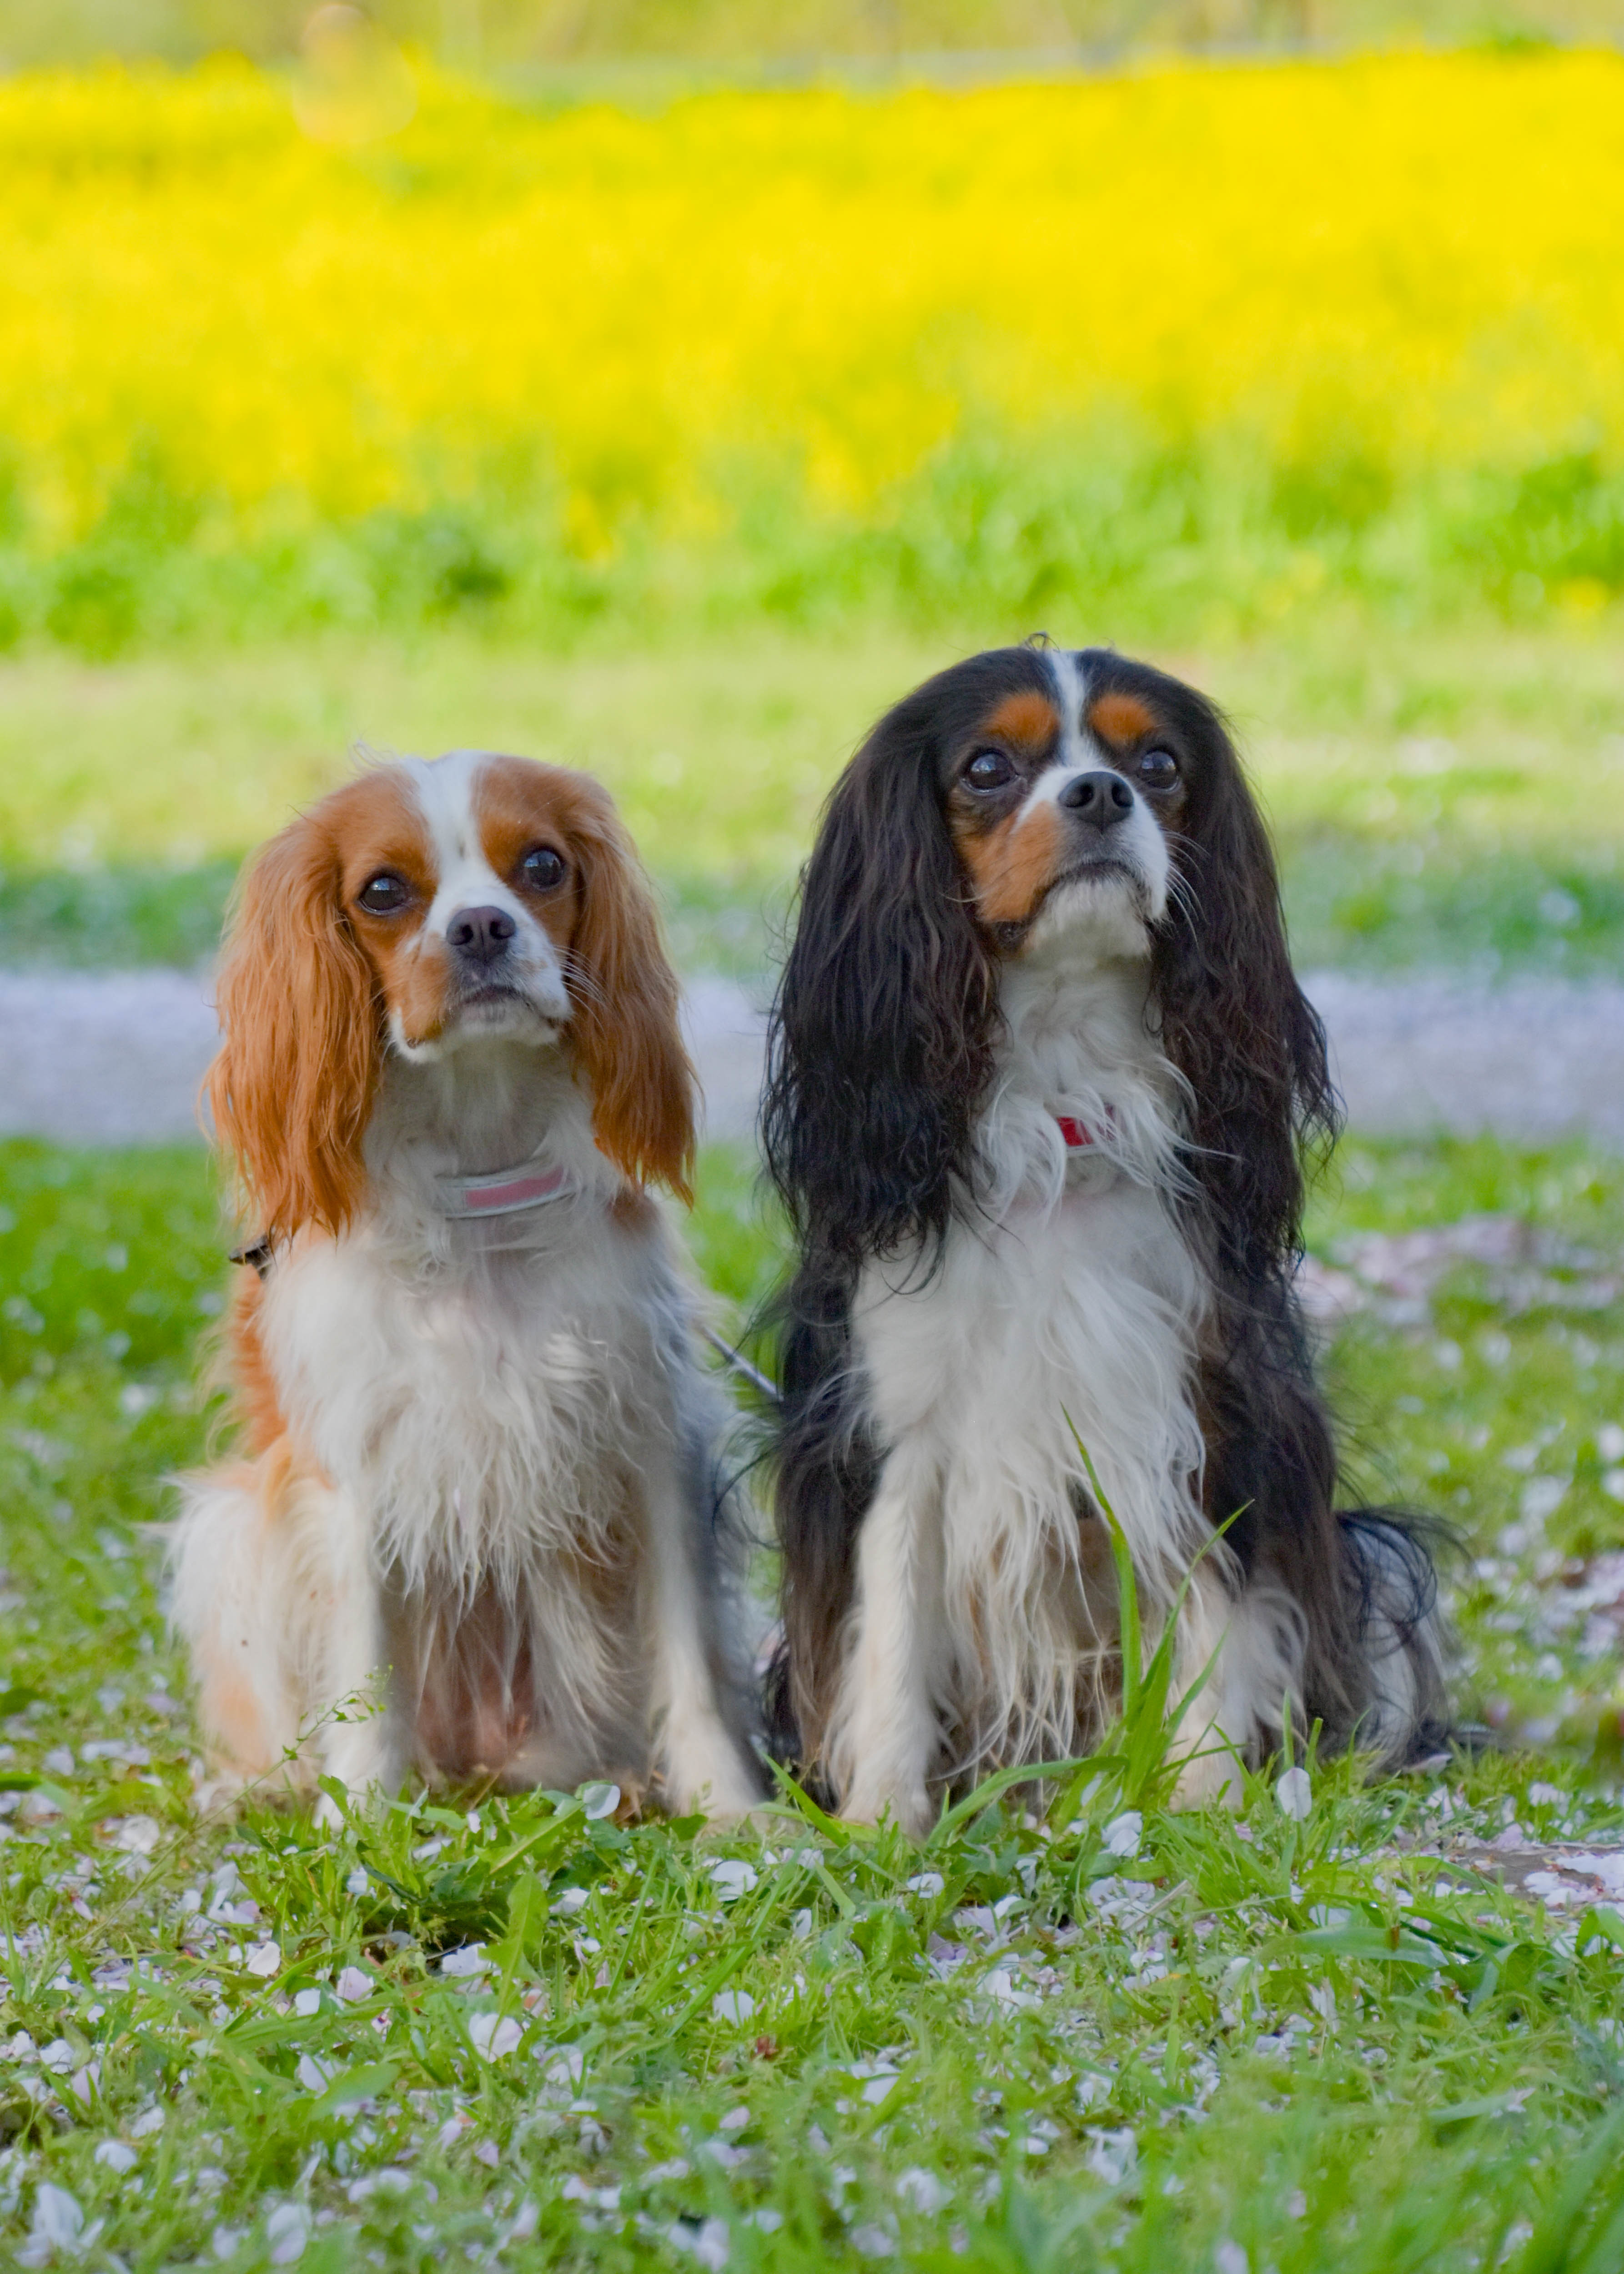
[2,967,1620,1150]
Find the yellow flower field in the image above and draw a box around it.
[1,45,1621,639]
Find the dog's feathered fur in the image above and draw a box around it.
[763,645,1443,1829]
[173,750,761,1819]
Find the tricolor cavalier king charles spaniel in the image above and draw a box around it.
[764,644,1443,1831]
[174,751,760,1821]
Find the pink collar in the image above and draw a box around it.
[436,1153,573,1219]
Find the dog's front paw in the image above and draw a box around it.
[841,1778,934,1841]
[694,1802,779,1843]
[683,1769,768,1828]
[662,1729,764,1827]
[1169,1740,1245,1810]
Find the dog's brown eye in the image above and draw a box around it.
[965,750,1013,791]
[357,871,411,915]
[1138,749,1179,787]
[519,844,566,892]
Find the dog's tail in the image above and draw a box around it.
[1337,1507,1452,1765]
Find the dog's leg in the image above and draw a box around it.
[1168,1569,1305,1807]
[826,1439,941,1839]
[644,1456,761,1822]
[312,1488,406,1812]
[171,1468,305,1792]
[172,1462,405,1809]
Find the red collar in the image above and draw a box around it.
[1055,1107,1116,1150]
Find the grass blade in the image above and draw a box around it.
[925,1757,1092,1849]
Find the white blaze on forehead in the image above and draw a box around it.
[1044,648,1090,770]
[382,750,570,1061]
[1011,649,1095,829]
[400,750,523,938]
[1008,651,1171,932]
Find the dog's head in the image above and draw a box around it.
[210,750,692,1239]
[937,647,1184,955]
[764,643,1336,1279]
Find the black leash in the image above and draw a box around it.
[702,1327,782,1405]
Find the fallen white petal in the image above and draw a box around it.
[1103,1811,1143,1857]
[897,2167,950,2215]
[266,2202,311,2264]
[468,2012,523,2061]
[1275,1767,1313,1821]
[30,2183,85,2253]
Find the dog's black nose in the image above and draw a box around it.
[446,904,518,964]
[1060,770,1135,829]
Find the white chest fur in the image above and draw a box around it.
[253,1049,689,1598]
[842,947,1212,1780]
[261,1205,671,1595]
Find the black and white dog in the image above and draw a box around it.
[762,643,1443,1831]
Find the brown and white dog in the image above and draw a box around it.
[173,750,761,1820]
[763,644,1444,1832]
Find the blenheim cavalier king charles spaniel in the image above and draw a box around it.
[763,644,1443,1832]
[174,751,760,1821]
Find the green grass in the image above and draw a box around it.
[1308,1137,1624,1753]
[2,614,1621,976]
[1,1131,1624,2266]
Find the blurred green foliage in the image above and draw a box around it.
[5,439,1624,665]
[7,0,1624,70]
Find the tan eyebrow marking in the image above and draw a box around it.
[982,691,1061,750]
[1088,691,1157,747]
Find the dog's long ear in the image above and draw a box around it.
[763,694,997,1272]
[1151,693,1339,1284]
[208,814,380,1244]
[566,789,695,1203]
